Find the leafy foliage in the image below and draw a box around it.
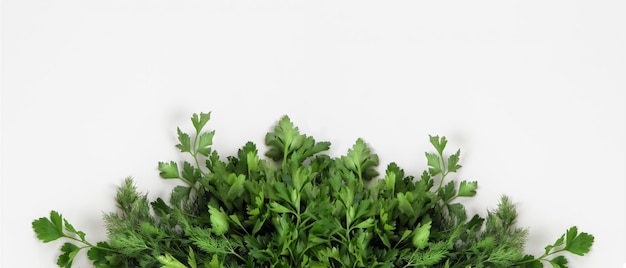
[33,112,594,267]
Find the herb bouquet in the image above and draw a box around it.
[33,112,594,267]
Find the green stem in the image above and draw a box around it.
[513,249,568,265]
[437,172,448,190]
[64,235,118,253]
[229,248,246,262]
[436,150,448,190]
[188,131,206,194]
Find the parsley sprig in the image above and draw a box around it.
[33,112,594,267]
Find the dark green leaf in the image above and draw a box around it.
[170,185,191,205]
[63,219,86,241]
[87,242,112,262]
[549,256,568,268]
[57,242,80,268]
[458,180,478,197]
[517,255,543,268]
[545,234,565,254]
[447,203,467,222]
[565,226,594,256]
[181,161,200,185]
[32,211,64,243]
[438,181,456,202]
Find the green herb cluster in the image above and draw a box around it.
[33,112,594,268]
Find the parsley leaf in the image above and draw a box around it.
[458,180,478,197]
[565,226,594,256]
[158,161,180,179]
[32,211,65,243]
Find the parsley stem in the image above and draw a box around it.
[63,235,118,253]
[513,248,568,265]
[438,172,447,190]
[436,150,448,190]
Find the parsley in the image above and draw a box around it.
[33,112,594,267]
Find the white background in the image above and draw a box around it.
[2,1,625,267]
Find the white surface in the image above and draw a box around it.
[2,1,625,267]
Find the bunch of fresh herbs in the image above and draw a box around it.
[33,112,594,267]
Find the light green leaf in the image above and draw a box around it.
[229,214,245,230]
[157,253,188,268]
[159,161,180,179]
[197,131,215,156]
[226,174,246,201]
[384,170,396,192]
[208,205,229,235]
[176,128,191,153]
[270,202,293,214]
[343,138,380,181]
[426,153,442,176]
[353,218,375,229]
[187,247,197,268]
[412,220,432,249]
[191,112,211,134]
[208,254,220,268]
[397,192,415,215]
[265,115,300,161]
[247,151,259,172]
[429,135,447,156]
[447,149,461,172]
